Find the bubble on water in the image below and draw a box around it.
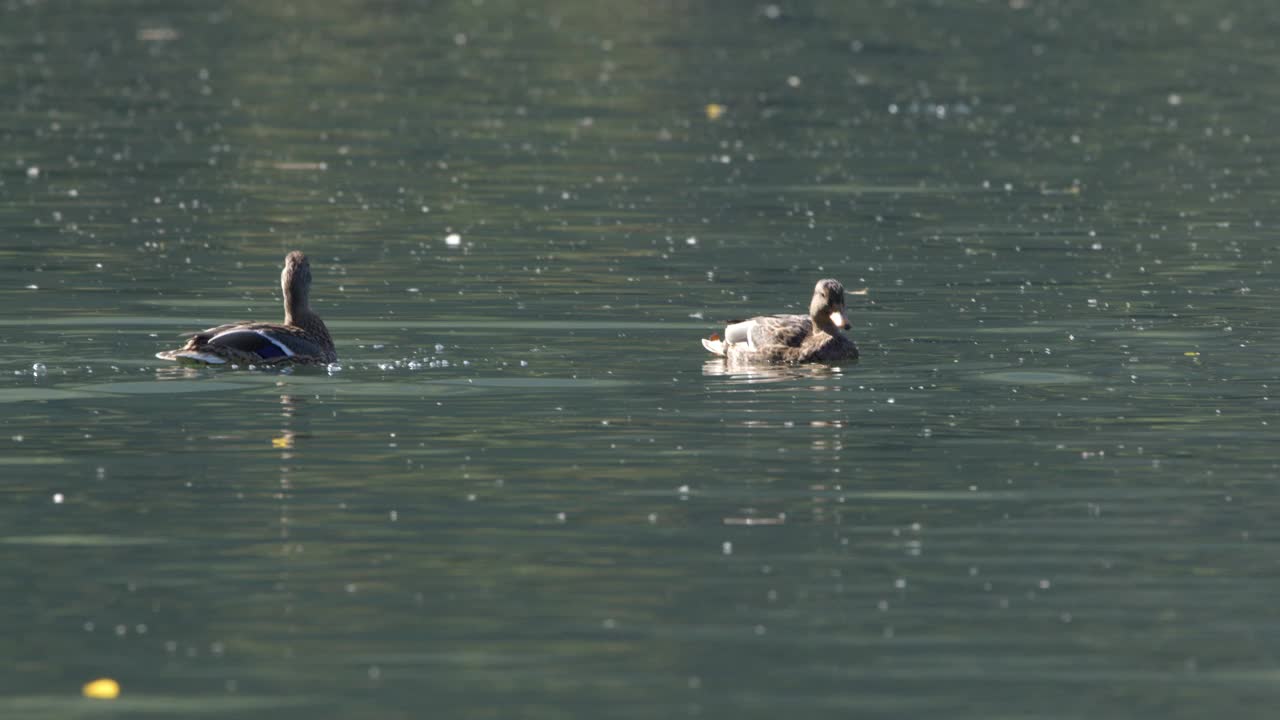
[326,362,342,374]
[52,493,64,504]
[26,166,39,178]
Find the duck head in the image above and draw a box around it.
[809,278,851,333]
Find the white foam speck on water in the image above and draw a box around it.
[52,493,64,504]
[445,233,462,246]
[26,166,39,178]
[325,362,342,374]
[722,541,733,555]
[32,363,47,375]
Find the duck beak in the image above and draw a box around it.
[830,310,851,330]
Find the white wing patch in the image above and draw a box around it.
[723,320,758,350]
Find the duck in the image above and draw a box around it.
[155,251,337,366]
[701,279,859,364]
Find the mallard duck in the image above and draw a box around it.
[155,251,337,365]
[701,279,859,364]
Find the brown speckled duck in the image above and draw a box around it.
[155,251,336,366]
[701,279,859,364]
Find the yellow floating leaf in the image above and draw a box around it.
[1184,351,1200,357]
[704,103,726,121]
[271,436,293,448]
[82,677,120,699]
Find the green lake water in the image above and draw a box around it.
[3,1,1280,718]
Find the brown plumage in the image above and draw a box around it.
[155,251,336,366]
[702,279,859,364]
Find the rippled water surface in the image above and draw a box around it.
[3,2,1280,718]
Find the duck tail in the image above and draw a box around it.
[701,336,727,356]
[154,349,227,364]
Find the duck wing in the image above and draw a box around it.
[750,314,812,348]
[204,324,329,360]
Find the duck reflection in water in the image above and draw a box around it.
[700,359,851,384]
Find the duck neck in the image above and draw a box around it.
[812,313,840,337]
[283,287,309,326]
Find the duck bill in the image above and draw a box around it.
[829,310,851,330]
